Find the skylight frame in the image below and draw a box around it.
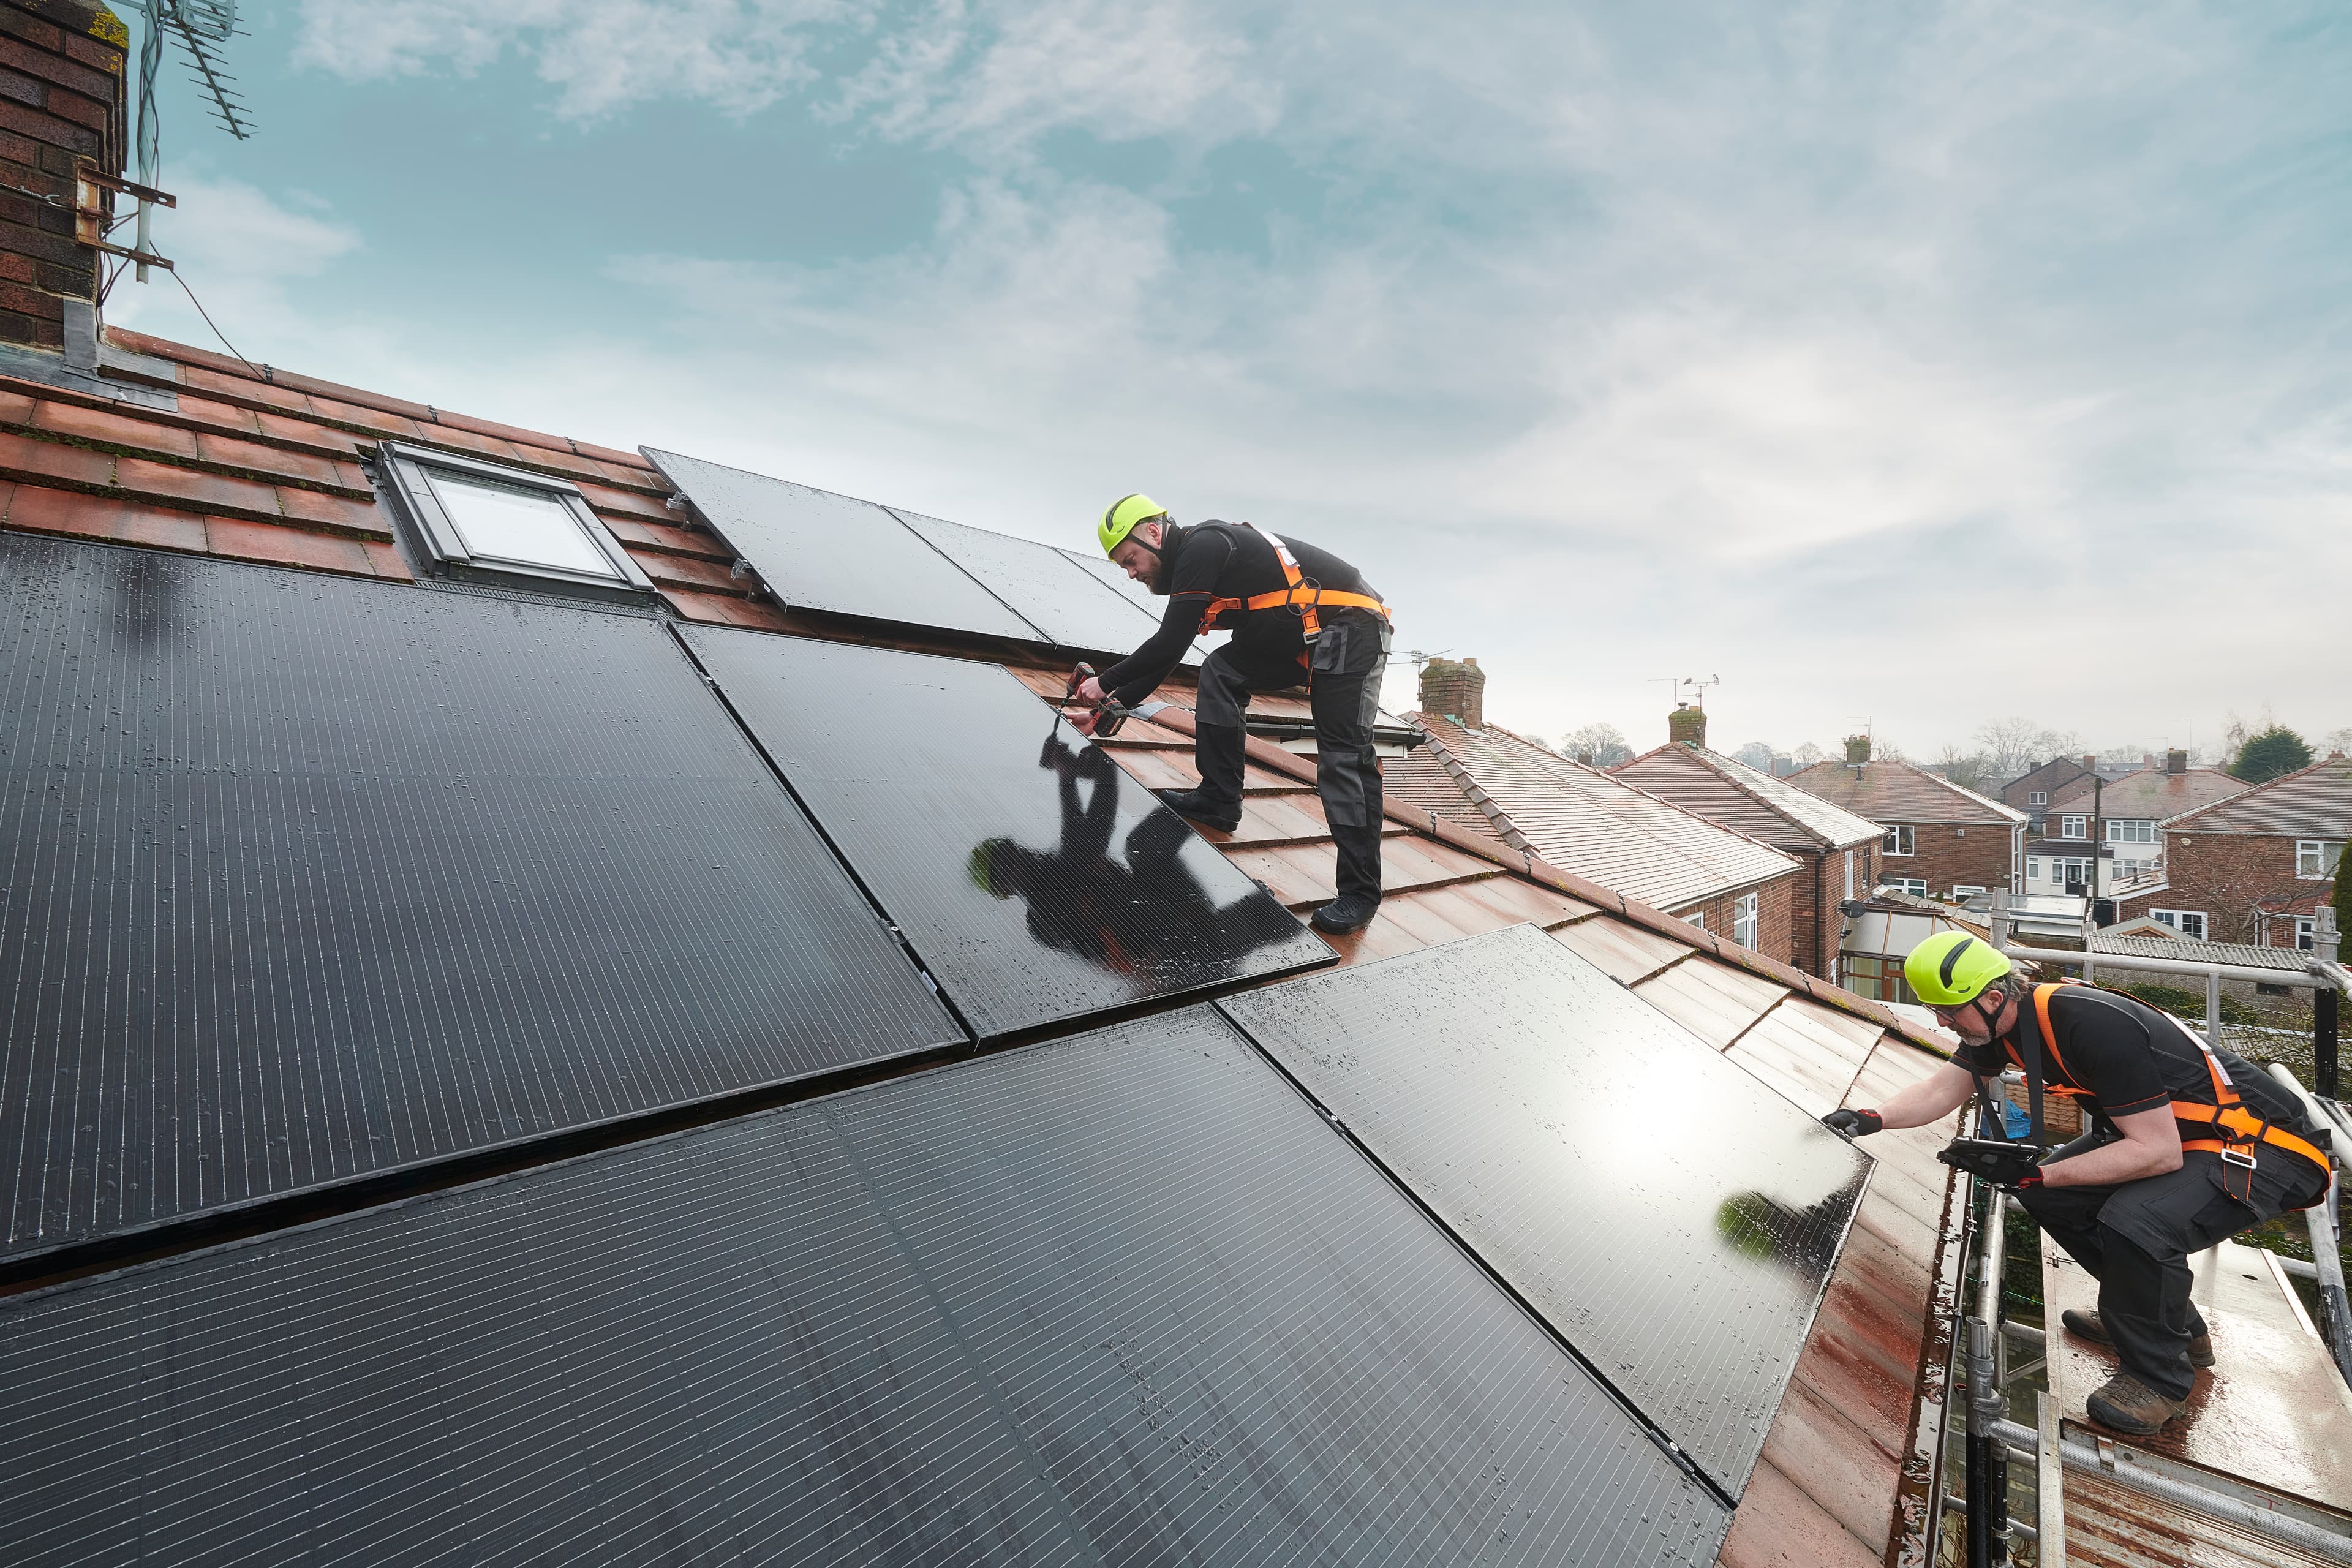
[377,440,655,605]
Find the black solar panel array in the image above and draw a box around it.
[0,535,962,1265]
[1219,923,1870,1497]
[0,1010,1730,1567]
[680,627,1333,1038]
[890,505,1164,655]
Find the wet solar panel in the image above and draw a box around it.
[0,535,962,1266]
[0,1009,1729,1567]
[1218,922,1871,1497]
[1059,543,1210,664]
[641,447,1044,641]
[890,506,1164,655]
[680,627,1335,1038]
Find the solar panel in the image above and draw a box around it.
[890,505,1163,655]
[1058,543,1210,664]
[1218,922,1870,1496]
[0,1009,1729,1566]
[0,535,962,1267]
[681,627,1333,1038]
[640,447,1043,641]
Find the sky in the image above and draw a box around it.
[110,1,2352,764]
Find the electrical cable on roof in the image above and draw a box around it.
[170,266,266,383]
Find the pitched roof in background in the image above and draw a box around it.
[0,325,1971,1568]
[2159,757,2352,835]
[2000,756,2093,807]
[1390,715,1802,911]
[1613,743,1885,852]
[1786,757,2028,827]
[2045,766,2247,820]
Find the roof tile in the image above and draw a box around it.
[115,457,281,518]
[305,395,424,440]
[273,487,390,541]
[1785,758,2026,827]
[1614,744,1884,850]
[2161,756,2352,836]
[192,432,347,488]
[32,398,199,458]
[178,363,313,415]
[0,426,113,488]
[203,517,376,576]
[252,409,358,454]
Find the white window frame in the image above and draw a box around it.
[2152,908,2207,940]
[2106,819,2155,843]
[2051,857,2092,888]
[1884,876,1928,897]
[1883,824,1915,856]
[375,440,656,605]
[2296,918,2318,951]
[1683,911,1705,930]
[2026,858,2043,881]
[1731,891,1758,949]
[2297,840,2345,878]
[2029,791,2047,806]
[2059,815,2088,839]
[1952,885,1986,899]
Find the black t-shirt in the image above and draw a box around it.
[1099,522,1381,706]
[1956,985,2319,1150]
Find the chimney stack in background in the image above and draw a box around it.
[1844,734,1871,765]
[2081,754,2096,771]
[0,1,128,364]
[1417,656,1486,729]
[1668,703,1706,749]
[2166,749,2187,775]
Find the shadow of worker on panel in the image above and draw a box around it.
[968,734,1305,993]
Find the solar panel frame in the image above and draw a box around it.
[0,1008,1730,1567]
[679,626,1335,1039]
[0,535,963,1268]
[639,446,1046,642]
[889,505,1164,656]
[1058,544,1210,664]
[1217,922,1871,1498]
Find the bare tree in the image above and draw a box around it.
[1936,745,1992,793]
[1875,735,1910,763]
[2324,726,2352,758]
[1974,716,2082,780]
[1560,722,1633,768]
[1732,741,1775,772]
[1793,741,1826,767]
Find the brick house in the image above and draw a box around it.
[1787,738,2027,900]
[1388,665,1803,962]
[2025,750,2246,906]
[1999,756,2093,833]
[2139,756,2352,948]
[1612,719,1883,984]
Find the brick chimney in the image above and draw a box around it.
[1668,704,1706,748]
[2166,748,2187,775]
[1417,656,1485,728]
[0,1,129,361]
[1843,734,1871,764]
[2080,754,2095,771]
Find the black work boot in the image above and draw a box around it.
[2084,1372,2184,1435]
[1156,789,1240,833]
[2062,1307,2214,1368]
[1309,893,1381,935]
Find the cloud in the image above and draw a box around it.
[292,0,861,119]
[105,176,359,336]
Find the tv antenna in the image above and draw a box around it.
[116,2,254,284]
[1650,674,1720,708]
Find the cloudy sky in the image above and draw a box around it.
[114,1,2351,764]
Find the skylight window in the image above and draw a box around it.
[377,442,654,604]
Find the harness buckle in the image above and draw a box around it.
[2220,1145,2258,1170]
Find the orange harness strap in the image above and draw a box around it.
[2026,982,2330,1200]
[1196,523,1390,662]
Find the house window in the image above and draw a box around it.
[2060,816,2087,839]
[1842,849,1854,899]
[2051,857,2092,890]
[1883,825,1915,856]
[2026,858,2043,881]
[1953,885,1986,899]
[2296,840,2345,878]
[1732,892,1758,949]
[2297,918,2318,951]
[1844,955,1920,1006]
[2152,909,2207,940]
[1683,912,1705,930]
[377,441,655,603]
[2029,791,2047,806]
[2106,820,2155,843]
[1884,877,1928,897]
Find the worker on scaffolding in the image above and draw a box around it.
[1822,932,2332,1436]
[1074,494,1392,937]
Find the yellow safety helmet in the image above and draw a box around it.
[1098,494,1169,557]
[1904,930,2012,1007]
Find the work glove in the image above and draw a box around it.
[1820,1108,1883,1138]
[1937,1137,2045,1190]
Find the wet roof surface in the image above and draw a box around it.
[1784,758,2027,826]
[1615,744,1885,851]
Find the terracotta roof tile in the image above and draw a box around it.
[6,484,202,552]
[178,362,313,414]
[252,409,359,454]
[1717,1455,1886,1568]
[1785,758,2026,826]
[1630,958,1789,1047]
[1613,744,1884,850]
[271,487,390,540]
[203,516,377,576]
[34,397,200,457]
[0,426,113,488]
[2160,755,2352,835]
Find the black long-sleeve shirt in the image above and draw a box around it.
[1098,521,1379,706]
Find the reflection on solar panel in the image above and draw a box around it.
[641,447,1042,641]
[891,506,1163,655]
[0,535,962,1266]
[1219,923,1869,1496]
[0,1010,1728,1566]
[1060,543,1210,663]
[680,628,1333,1038]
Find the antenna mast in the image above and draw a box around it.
[126,2,253,282]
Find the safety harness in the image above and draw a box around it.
[1194,522,1389,669]
[2015,981,2330,1206]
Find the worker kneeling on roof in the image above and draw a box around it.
[1822,932,2332,1437]
[1076,494,1392,937]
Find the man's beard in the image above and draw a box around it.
[1146,524,1180,595]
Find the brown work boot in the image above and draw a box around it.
[2060,1308,2214,1368]
[2085,1372,2184,1435]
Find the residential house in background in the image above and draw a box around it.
[1390,666,1803,961]
[1613,714,1884,983]
[2142,756,2352,948]
[1787,737,2027,899]
[1999,756,2093,832]
[2023,750,2247,907]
